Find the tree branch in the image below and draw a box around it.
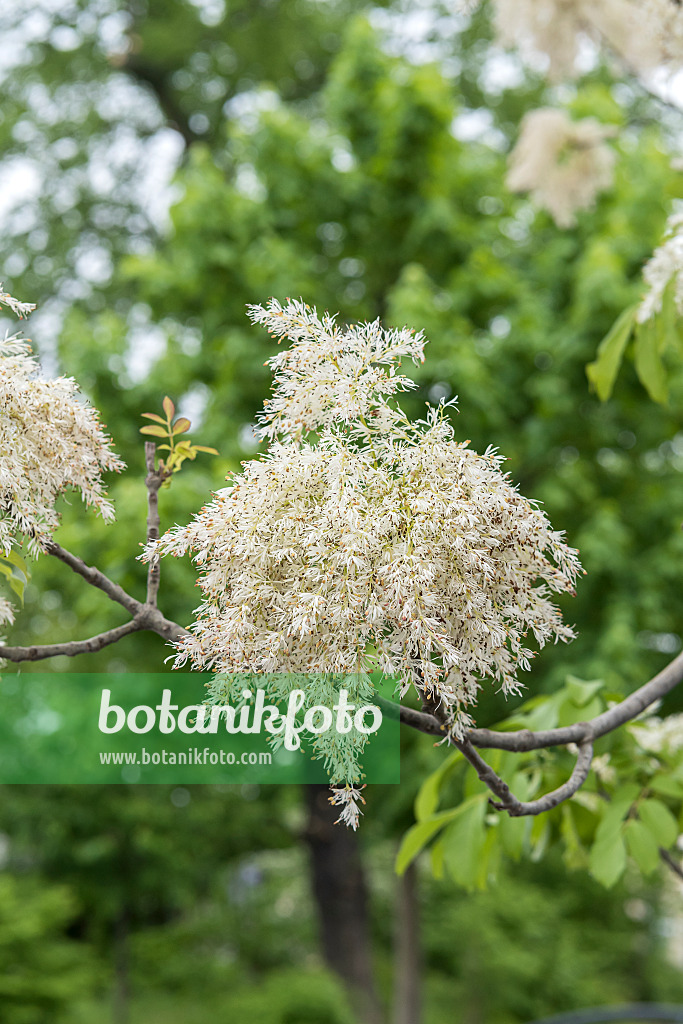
[44,539,141,617]
[660,847,683,883]
[0,620,141,662]
[120,55,200,148]
[396,648,683,753]
[144,441,169,606]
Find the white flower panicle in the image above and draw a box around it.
[637,210,683,323]
[145,299,582,738]
[0,332,124,554]
[506,109,616,228]
[458,0,683,80]
[248,298,426,442]
[0,284,36,320]
[329,785,367,831]
[631,712,683,754]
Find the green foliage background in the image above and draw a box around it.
[1,0,683,1020]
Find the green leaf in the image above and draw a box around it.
[659,276,681,354]
[442,794,488,890]
[638,798,678,848]
[396,801,479,875]
[561,804,586,871]
[589,828,627,888]
[624,819,661,875]
[139,425,169,438]
[414,749,463,821]
[586,304,637,401]
[499,809,527,860]
[430,838,445,880]
[649,775,683,799]
[192,445,219,455]
[172,417,191,435]
[8,574,25,604]
[565,676,604,707]
[634,315,668,404]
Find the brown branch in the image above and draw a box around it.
[44,539,141,617]
[660,847,683,883]
[120,55,199,148]
[396,648,683,753]
[144,441,168,606]
[0,621,141,662]
[0,606,188,664]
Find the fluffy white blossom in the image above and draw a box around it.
[0,596,15,627]
[506,109,616,227]
[631,713,683,753]
[637,210,683,323]
[457,0,683,79]
[0,285,36,320]
[145,299,581,740]
[0,332,124,554]
[329,785,366,830]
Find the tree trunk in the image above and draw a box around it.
[302,784,384,1024]
[112,908,130,1024]
[393,858,421,1024]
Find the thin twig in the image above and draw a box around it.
[660,847,683,883]
[43,539,141,617]
[144,441,167,606]
[0,621,141,661]
[395,648,683,753]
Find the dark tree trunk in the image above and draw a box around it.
[302,785,384,1024]
[393,858,421,1024]
[112,907,130,1024]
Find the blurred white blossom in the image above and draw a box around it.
[0,331,124,555]
[506,108,616,227]
[457,0,683,79]
[631,713,683,753]
[145,299,582,739]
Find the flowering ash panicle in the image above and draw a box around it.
[455,0,683,80]
[0,285,36,320]
[0,332,124,557]
[329,785,366,831]
[637,210,683,323]
[144,298,582,744]
[630,712,683,754]
[506,109,616,228]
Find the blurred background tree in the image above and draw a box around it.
[2,0,683,1021]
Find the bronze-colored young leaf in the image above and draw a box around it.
[162,396,175,420]
[172,417,191,435]
[139,425,169,438]
[141,412,168,425]
[192,445,219,455]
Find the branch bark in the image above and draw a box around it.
[43,539,141,617]
[396,648,683,754]
[144,441,169,606]
[0,621,141,662]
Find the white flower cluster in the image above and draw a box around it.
[0,285,36,320]
[459,0,683,80]
[0,596,15,628]
[506,109,616,228]
[146,299,581,739]
[637,210,683,323]
[631,713,683,754]
[0,332,124,557]
[329,785,367,831]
